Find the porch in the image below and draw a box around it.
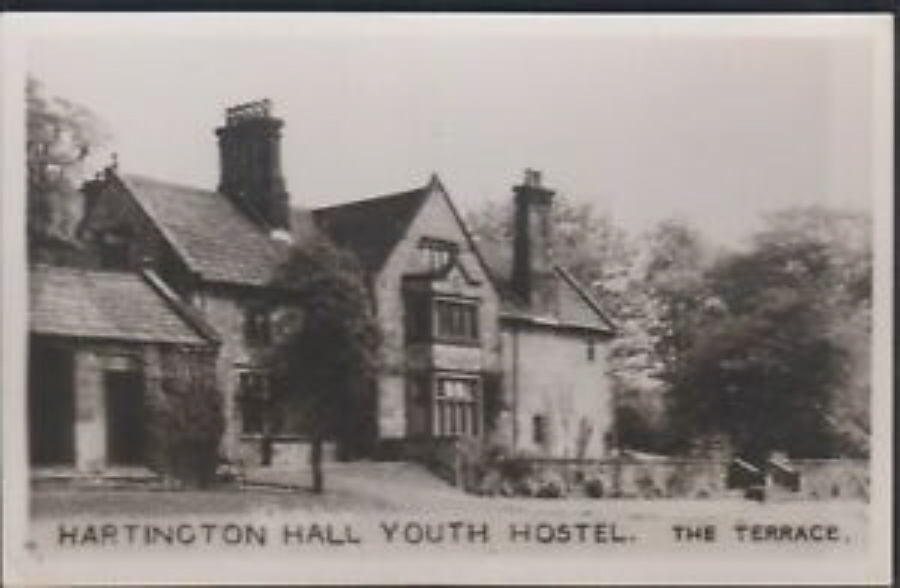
[29,337,157,475]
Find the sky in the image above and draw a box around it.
[23,16,885,246]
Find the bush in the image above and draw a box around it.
[499,457,535,482]
[535,471,567,498]
[146,351,224,488]
[584,477,605,498]
[635,470,663,499]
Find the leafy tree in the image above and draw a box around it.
[267,236,381,493]
[668,206,871,459]
[640,220,719,385]
[466,201,709,454]
[610,219,717,453]
[27,76,110,262]
[146,349,224,488]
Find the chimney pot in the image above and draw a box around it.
[524,168,542,188]
[216,99,291,231]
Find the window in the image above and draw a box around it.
[404,294,480,345]
[238,371,269,435]
[433,376,480,437]
[587,340,596,362]
[533,414,548,445]
[244,308,272,345]
[419,237,458,272]
[99,229,131,269]
[434,299,479,343]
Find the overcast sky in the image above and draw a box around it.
[24,16,884,245]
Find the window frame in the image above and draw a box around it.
[404,292,481,346]
[418,237,459,273]
[431,373,482,438]
[432,296,480,345]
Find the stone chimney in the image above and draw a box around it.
[216,99,291,231]
[511,169,556,311]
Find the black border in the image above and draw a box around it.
[1,0,895,11]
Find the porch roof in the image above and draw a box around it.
[29,265,217,346]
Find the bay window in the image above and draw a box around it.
[433,375,480,438]
[405,293,480,345]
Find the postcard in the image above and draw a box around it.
[1,13,892,585]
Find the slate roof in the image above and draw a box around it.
[478,240,616,335]
[117,173,291,286]
[29,265,217,345]
[107,171,610,334]
[312,186,430,274]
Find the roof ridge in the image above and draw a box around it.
[312,183,428,213]
[121,172,219,197]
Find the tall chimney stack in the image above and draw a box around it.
[511,169,556,311]
[216,99,291,231]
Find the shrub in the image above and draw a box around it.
[500,457,535,482]
[535,471,567,498]
[584,477,605,498]
[146,350,224,488]
[635,470,663,499]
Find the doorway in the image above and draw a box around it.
[28,342,75,466]
[104,370,145,466]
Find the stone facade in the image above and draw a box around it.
[369,181,502,444]
[67,103,618,472]
[490,171,618,460]
[78,180,303,466]
[501,325,613,458]
[32,336,165,473]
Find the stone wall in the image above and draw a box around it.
[465,456,869,501]
[199,288,307,467]
[58,341,159,474]
[501,324,614,459]
[790,459,869,500]
[374,185,502,440]
[394,436,462,485]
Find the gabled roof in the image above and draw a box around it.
[554,266,617,333]
[29,265,218,346]
[312,184,430,274]
[479,240,616,335]
[116,173,291,287]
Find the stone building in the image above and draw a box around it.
[75,101,314,467]
[28,265,218,473]
[314,175,502,451]
[30,99,617,474]
[486,170,617,459]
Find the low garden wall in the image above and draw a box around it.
[789,459,869,500]
[396,437,868,501]
[455,452,869,501]
[394,437,462,486]
[467,457,732,499]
